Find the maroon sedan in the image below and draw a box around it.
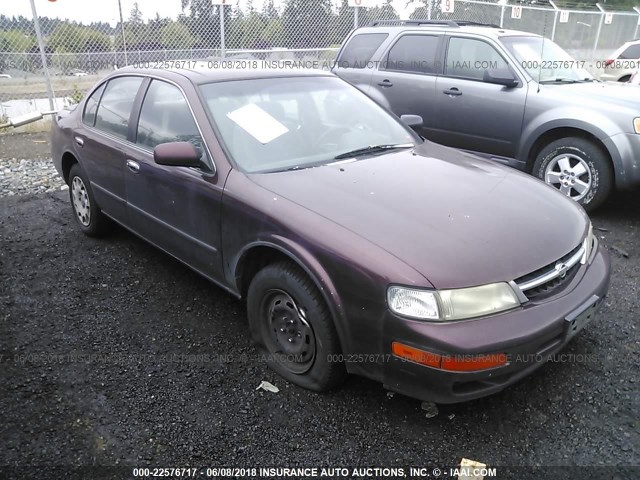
[51,66,610,403]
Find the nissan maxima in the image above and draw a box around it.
[51,66,610,403]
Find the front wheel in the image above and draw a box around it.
[247,261,346,391]
[533,137,613,212]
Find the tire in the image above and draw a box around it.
[68,163,110,237]
[247,261,346,391]
[533,137,613,212]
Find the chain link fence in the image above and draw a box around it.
[1,0,639,123]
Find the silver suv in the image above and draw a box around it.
[333,20,640,211]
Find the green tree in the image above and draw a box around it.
[161,22,196,49]
[49,24,110,53]
[282,0,332,49]
[0,30,36,52]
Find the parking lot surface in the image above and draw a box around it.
[0,134,638,478]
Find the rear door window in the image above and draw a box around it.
[82,83,105,127]
[383,35,441,74]
[94,76,144,140]
[619,44,640,59]
[337,33,388,69]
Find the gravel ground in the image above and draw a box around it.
[0,133,638,479]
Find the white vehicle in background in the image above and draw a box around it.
[601,40,640,82]
[0,74,11,79]
[629,70,640,85]
[71,70,88,77]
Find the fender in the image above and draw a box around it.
[232,237,351,355]
[519,107,624,175]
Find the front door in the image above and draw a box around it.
[123,79,224,282]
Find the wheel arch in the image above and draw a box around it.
[525,126,614,185]
[61,151,79,185]
[233,240,349,354]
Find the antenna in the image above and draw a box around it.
[537,10,549,93]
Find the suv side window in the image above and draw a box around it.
[136,80,205,158]
[338,33,388,69]
[445,37,509,81]
[94,76,144,139]
[619,44,640,59]
[82,83,105,127]
[384,35,440,74]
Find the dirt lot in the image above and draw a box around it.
[0,133,638,479]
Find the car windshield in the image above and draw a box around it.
[501,36,594,83]
[200,76,418,173]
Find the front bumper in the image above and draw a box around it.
[382,245,611,404]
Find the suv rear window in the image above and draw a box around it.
[619,44,640,60]
[338,33,388,69]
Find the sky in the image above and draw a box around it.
[1,0,421,24]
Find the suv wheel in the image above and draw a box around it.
[247,261,346,391]
[533,137,613,212]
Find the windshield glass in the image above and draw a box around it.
[501,36,593,83]
[200,76,418,173]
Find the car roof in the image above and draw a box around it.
[114,63,334,85]
[352,21,541,39]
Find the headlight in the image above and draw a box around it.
[581,222,595,264]
[634,118,640,134]
[387,283,520,321]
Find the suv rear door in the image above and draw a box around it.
[369,33,444,138]
[333,32,389,91]
[433,35,527,161]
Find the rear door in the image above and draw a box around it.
[369,33,443,138]
[77,76,144,222]
[122,78,225,282]
[433,35,527,159]
[332,32,389,92]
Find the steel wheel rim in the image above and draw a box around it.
[544,154,592,201]
[71,176,91,226]
[262,289,316,375]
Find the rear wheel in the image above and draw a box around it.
[247,261,346,391]
[533,137,613,212]
[68,163,110,237]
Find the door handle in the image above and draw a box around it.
[126,159,140,173]
[377,79,393,87]
[443,87,462,96]
[74,136,84,147]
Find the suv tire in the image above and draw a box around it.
[533,137,613,212]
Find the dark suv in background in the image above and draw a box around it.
[333,20,640,211]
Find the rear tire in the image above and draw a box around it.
[533,137,613,212]
[68,163,110,237]
[247,261,346,392]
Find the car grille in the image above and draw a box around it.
[514,243,584,301]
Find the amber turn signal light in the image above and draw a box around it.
[391,342,507,372]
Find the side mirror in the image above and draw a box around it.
[483,68,519,88]
[154,142,202,168]
[400,114,423,128]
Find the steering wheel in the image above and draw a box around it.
[314,126,352,149]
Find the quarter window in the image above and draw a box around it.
[94,76,144,139]
[82,83,105,127]
[136,80,204,157]
[338,33,388,69]
[385,35,440,74]
[445,37,509,81]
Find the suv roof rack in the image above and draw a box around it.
[369,19,500,28]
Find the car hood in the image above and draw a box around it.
[540,81,640,110]
[249,142,589,289]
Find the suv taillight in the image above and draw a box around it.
[604,59,614,67]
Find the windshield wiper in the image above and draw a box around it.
[539,78,580,84]
[333,143,414,160]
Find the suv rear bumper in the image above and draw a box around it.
[381,245,610,404]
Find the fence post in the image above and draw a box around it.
[354,7,359,28]
[220,5,226,57]
[29,0,54,111]
[549,1,559,41]
[593,3,605,59]
[499,5,505,28]
[634,7,640,40]
[117,0,128,65]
